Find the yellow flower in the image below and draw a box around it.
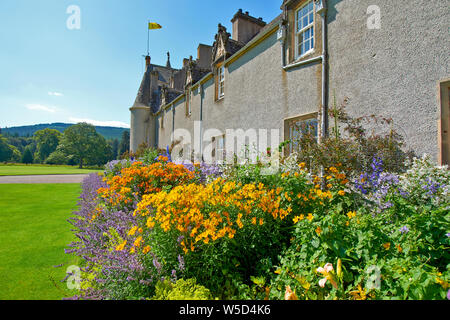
[436,278,449,289]
[383,242,391,250]
[338,190,346,196]
[134,236,143,248]
[127,226,138,236]
[293,215,304,224]
[115,240,127,251]
[349,284,367,300]
[347,211,356,219]
[259,218,264,226]
[307,213,314,222]
[142,246,151,254]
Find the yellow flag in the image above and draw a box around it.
[148,22,162,30]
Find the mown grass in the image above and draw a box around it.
[0,184,81,300]
[0,164,102,176]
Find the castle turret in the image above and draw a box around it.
[130,55,153,153]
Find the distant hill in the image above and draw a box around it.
[1,123,130,141]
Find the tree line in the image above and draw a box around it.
[0,123,130,168]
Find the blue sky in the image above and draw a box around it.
[0,0,282,129]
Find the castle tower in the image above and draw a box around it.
[130,55,153,153]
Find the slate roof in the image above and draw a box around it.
[132,11,283,115]
[132,63,179,113]
[132,66,151,108]
[149,64,176,84]
[189,67,211,85]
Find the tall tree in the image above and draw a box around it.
[0,135,20,162]
[59,123,111,168]
[118,130,130,157]
[0,135,13,162]
[21,146,34,164]
[109,138,119,160]
[34,129,62,163]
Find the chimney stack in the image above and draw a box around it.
[231,9,266,44]
[145,55,151,68]
[197,44,213,69]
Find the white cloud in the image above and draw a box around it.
[68,117,130,128]
[48,91,64,97]
[26,104,57,113]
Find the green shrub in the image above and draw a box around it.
[152,278,213,300]
[269,197,449,300]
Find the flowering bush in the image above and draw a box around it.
[269,202,449,300]
[67,151,449,300]
[401,155,449,207]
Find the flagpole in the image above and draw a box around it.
[147,20,150,56]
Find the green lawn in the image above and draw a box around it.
[0,184,81,300]
[0,164,102,176]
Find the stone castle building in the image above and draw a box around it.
[130,0,450,165]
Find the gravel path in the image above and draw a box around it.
[0,174,90,184]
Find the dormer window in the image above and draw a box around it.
[295,1,315,58]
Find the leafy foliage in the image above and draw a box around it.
[152,278,213,300]
[59,123,112,168]
[33,129,61,163]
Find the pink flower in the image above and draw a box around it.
[316,263,338,289]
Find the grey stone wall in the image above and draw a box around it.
[151,0,449,161]
[327,0,450,160]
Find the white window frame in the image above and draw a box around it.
[286,115,318,154]
[217,65,225,99]
[295,0,315,59]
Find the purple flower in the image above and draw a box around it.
[447,289,450,300]
[153,258,162,271]
[171,269,177,281]
[399,226,410,234]
[446,233,450,238]
[177,255,185,271]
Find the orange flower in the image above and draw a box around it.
[315,226,322,235]
[115,240,127,251]
[142,246,151,254]
[284,286,298,300]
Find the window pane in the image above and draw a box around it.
[309,12,314,24]
[303,16,308,28]
[311,37,314,50]
[305,28,310,39]
[305,40,310,52]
